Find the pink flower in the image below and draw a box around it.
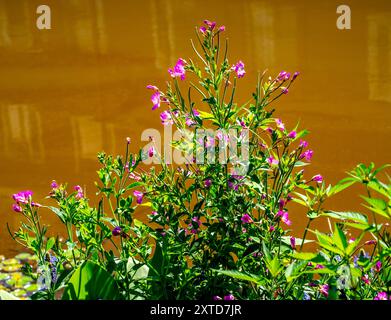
[192,109,200,117]
[146,84,159,91]
[269,225,275,232]
[12,190,33,204]
[51,180,58,189]
[241,214,253,224]
[299,139,308,148]
[148,146,155,158]
[292,71,300,81]
[12,204,22,213]
[160,110,173,126]
[192,216,202,227]
[218,25,225,32]
[290,236,296,250]
[315,264,325,269]
[203,20,216,30]
[74,185,84,199]
[374,292,388,300]
[365,240,377,245]
[267,156,279,166]
[168,58,186,80]
[281,87,289,94]
[276,210,292,226]
[213,295,222,301]
[375,261,382,273]
[301,149,313,161]
[223,294,235,300]
[312,174,323,183]
[199,26,207,34]
[277,71,290,81]
[151,91,161,110]
[266,127,274,134]
[275,118,285,131]
[362,274,370,285]
[185,117,195,127]
[232,61,245,78]
[126,137,131,144]
[319,284,329,297]
[287,131,297,139]
[133,190,144,204]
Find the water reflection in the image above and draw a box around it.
[0,0,390,256]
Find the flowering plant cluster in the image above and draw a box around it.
[6,20,391,300]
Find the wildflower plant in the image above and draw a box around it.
[5,20,391,300]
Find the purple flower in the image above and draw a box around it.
[299,139,308,148]
[375,261,382,273]
[232,61,245,78]
[281,87,289,94]
[275,118,285,131]
[241,214,253,224]
[160,110,173,126]
[276,210,291,226]
[319,284,329,297]
[218,25,225,32]
[112,226,122,236]
[74,185,84,199]
[267,156,279,166]
[148,146,155,158]
[223,294,235,300]
[51,180,58,189]
[150,91,161,111]
[287,131,297,139]
[146,84,159,91]
[292,71,300,81]
[212,295,222,300]
[199,26,207,34]
[315,264,325,269]
[203,20,216,30]
[12,204,22,213]
[269,225,275,232]
[290,236,296,250]
[168,58,186,80]
[277,71,290,81]
[12,190,33,204]
[204,179,212,189]
[301,149,313,161]
[312,174,323,183]
[192,109,200,117]
[133,190,144,204]
[185,117,195,127]
[374,292,388,300]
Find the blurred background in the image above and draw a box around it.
[0,0,390,256]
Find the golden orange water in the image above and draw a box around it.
[0,0,390,257]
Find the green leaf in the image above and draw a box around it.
[291,252,318,260]
[47,206,67,223]
[62,261,120,300]
[266,255,283,277]
[213,269,262,284]
[332,224,348,252]
[321,211,368,225]
[46,237,56,251]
